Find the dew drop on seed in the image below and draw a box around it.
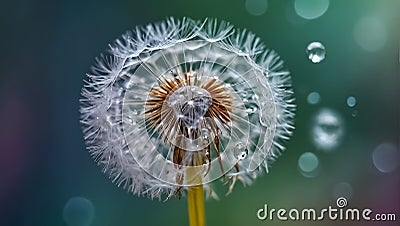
[63,197,95,226]
[234,142,248,160]
[126,115,135,125]
[252,94,259,101]
[372,143,399,173]
[306,42,326,63]
[346,96,356,107]
[220,128,230,138]
[307,92,320,105]
[239,90,248,98]
[201,128,213,145]
[246,103,259,114]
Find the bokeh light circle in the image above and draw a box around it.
[298,152,319,177]
[372,143,399,173]
[245,0,268,16]
[63,197,95,226]
[353,17,387,52]
[294,0,330,20]
[307,92,320,105]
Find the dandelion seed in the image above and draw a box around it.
[80,17,295,226]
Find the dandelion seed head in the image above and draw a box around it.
[80,17,295,199]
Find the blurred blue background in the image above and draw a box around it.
[0,0,399,225]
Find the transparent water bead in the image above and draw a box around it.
[125,115,135,125]
[245,103,259,114]
[306,42,326,63]
[346,96,356,107]
[234,142,248,160]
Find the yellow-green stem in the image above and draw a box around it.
[187,184,205,226]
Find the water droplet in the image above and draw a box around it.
[126,115,136,125]
[333,182,353,200]
[306,42,326,63]
[298,152,319,177]
[234,142,248,160]
[201,128,213,145]
[245,0,268,16]
[252,94,259,101]
[346,96,356,107]
[63,197,95,226]
[312,109,344,151]
[239,90,248,98]
[294,0,330,20]
[126,115,133,123]
[245,103,259,114]
[307,92,320,104]
[372,143,399,173]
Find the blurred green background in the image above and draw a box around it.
[0,0,399,225]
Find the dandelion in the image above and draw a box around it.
[80,17,295,226]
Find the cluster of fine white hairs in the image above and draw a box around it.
[80,17,295,200]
